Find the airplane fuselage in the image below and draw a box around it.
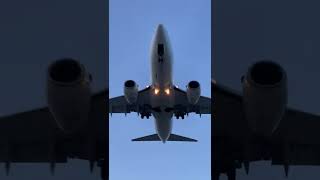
[150,24,174,142]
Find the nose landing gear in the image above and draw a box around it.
[158,44,164,63]
[158,56,164,63]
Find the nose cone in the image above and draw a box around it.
[154,24,167,43]
[156,24,165,33]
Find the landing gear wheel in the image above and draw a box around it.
[213,172,220,180]
[227,167,236,180]
[99,159,107,180]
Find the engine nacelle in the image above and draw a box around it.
[124,80,138,104]
[186,81,201,105]
[47,58,92,134]
[242,61,287,137]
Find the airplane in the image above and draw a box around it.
[0,58,108,180]
[213,60,320,180]
[109,24,211,143]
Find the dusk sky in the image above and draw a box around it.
[214,0,320,179]
[0,0,107,179]
[109,0,211,179]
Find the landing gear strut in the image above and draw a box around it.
[213,171,220,180]
[213,166,236,180]
[98,159,107,180]
[227,167,236,180]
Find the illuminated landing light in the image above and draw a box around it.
[165,88,170,95]
[154,88,160,95]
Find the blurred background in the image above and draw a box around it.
[0,0,107,179]
[213,0,320,179]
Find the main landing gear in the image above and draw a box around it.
[98,159,107,180]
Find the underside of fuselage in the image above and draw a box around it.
[150,24,174,142]
[153,112,173,142]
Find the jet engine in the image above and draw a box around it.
[186,81,201,105]
[124,80,138,104]
[47,58,92,134]
[242,60,287,137]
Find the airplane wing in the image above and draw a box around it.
[0,90,107,166]
[271,108,320,166]
[213,82,246,137]
[213,80,320,176]
[173,86,211,114]
[109,86,151,114]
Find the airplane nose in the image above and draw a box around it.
[156,24,164,32]
[155,24,166,42]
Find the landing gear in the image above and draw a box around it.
[158,44,164,62]
[98,159,107,180]
[213,171,220,180]
[213,136,240,180]
[175,114,185,119]
[139,105,152,119]
[174,111,186,119]
[140,112,151,119]
[226,167,236,180]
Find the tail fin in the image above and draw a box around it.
[132,133,197,142]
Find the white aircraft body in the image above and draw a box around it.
[109,24,211,143]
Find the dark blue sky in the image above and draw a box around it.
[0,0,107,179]
[109,0,211,179]
[214,0,320,179]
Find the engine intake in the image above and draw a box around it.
[49,59,82,83]
[189,81,200,88]
[250,61,284,86]
[125,80,136,88]
[124,80,138,104]
[47,58,92,134]
[187,81,201,105]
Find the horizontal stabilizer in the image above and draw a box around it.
[132,134,160,141]
[168,134,197,142]
[132,133,197,142]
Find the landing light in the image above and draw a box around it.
[154,88,160,95]
[165,88,170,95]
